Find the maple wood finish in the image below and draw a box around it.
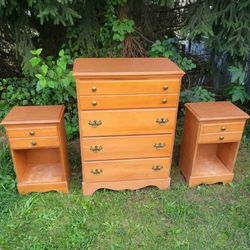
[1,105,70,194]
[73,58,184,195]
[179,101,249,187]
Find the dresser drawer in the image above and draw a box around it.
[82,134,173,161]
[84,157,170,182]
[77,79,180,95]
[6,125,58,139]
[80,108,176,136]
[79,94,178,110]
[200,122,245,134]
[9,137,59,149]
[198,132,242,144]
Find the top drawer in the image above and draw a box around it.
[77,79,180,95]
[6,125,58,139]
[200,121,245,134]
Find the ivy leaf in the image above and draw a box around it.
[59,49,65,57]
[41,65,48,75]
[30,57,41,67]
[31,48,43,55]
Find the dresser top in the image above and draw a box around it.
[1,105,65,125]
[73,58,184,77]
[185,101,249,121]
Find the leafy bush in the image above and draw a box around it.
[149,37,196,71]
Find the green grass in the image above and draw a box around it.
[0,139,249,250]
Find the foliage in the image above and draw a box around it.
[149,37,196,71]
[180,86,215,104]
[184,1,250,59]
[227,64,250,104]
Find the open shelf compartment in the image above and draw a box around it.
[13,148,66,185]
[192,142,238,178]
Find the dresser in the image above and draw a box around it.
[73,58,184,195]
[179,101,249,187]
[1,105,70,194]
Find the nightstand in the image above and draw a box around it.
[179,101,249,187]
[1,105,70,194]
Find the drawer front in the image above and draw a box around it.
[80,108,176,136]
[79,94,178,110]
[84,157,170,182]
[82,134,173,161]
[9,137,59,149]
[200,122,245,134]
[7,126,58,139]
[77,79,180,95]
[198,132,242,144]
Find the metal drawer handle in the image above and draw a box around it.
[92,86,97,92]
[31,141,37,146]
[154,143,166,150]
[90,145,103,153]
[29,131,35,136]
[152,165,163,172]
[91,169,103,176]
[91,101,97,106]
[156,118,168,126]
[221,127,226,131]
[163,85,169,91]
[162,98,167,104]
[88,120,102,128]
[219,136,224,141]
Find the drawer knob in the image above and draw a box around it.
[156,118,169,126]
[88,120,102,128]
[154,143,166,150]
[31,141,37,146]
[221,127,226,131]
[162,98,167,104]
[91,101,97,106]
[29,131,35,136]
[90,145,103,153]
[91,169,103,176]
[163,85,169,91]
[219,136,224,141]
[152,165,163,172]
[92,86,97,92]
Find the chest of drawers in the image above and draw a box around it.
[1,105,70,194]
[179,101,249,187]
[73,58,184,195]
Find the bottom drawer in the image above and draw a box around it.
[198,132,242,144]
[84,157,170,182]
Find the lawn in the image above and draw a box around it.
[0,133,249,250]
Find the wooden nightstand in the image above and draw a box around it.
[179,101,249,187]
[1,105,70,194]
[73,58,184,195]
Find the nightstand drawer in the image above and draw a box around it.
[82,134,173,161]
[7,126,58,139]
[84,157,170,182]
[79,94,178,110]
[80,108,176,136]
[198,132,242,144]
[78,79,180,95]
[200,122,245,134]
[9,137,59,149]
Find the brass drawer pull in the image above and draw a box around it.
[152,165,163,172]
[92,86,97,92]
[156,118,168,125]
[91,169,103,176]
[154,143,166,150]
[88,120,102,128]
[91,101,97,106]
[163,85,169,91]
[162,98,167,104]
[90,145,103,153]
[29,131,35,136]
[31,141,37,146]
[221,127,226,131]
[219,136,224,141]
